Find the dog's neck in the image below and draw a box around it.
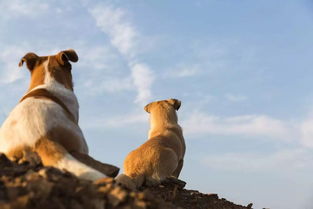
[148,110,182,138]
[30,81,79,122]
[23,58,79,122]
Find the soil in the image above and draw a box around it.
[0,154,253,209]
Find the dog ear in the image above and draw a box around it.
[18,52,39,71]
[167,98,181,110]
[144,103,152,113]
[57,49,78,65]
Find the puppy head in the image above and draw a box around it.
[144,98,181,123]
[19,49,78,91]
[144,98,181,113]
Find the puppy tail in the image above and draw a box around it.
[35,137,106,181]
[115,174,144,190]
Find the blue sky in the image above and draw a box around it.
[0,0,313,208]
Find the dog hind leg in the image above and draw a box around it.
[148,148,178,185]
[35,137,106,181]
[172,159,184,178]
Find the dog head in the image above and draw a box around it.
[144,98,181,122]
[19,49,78,91]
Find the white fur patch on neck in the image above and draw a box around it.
[43,57,52,84]
[29,57,79,122]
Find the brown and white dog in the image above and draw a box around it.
[116,99,186,189]
[0,49,107,181]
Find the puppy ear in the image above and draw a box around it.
[167,98,181,110]
[57,49,78,65]
[144,103,151,113]
[18,52,39,71]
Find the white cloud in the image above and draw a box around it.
[82,112,147,129]
[103,112,147,128]
[0,0,49,19]
[0,46,28,84]
[182,111,294,140]
[82,76,132,95]
[78,46,120,70]
[203,148,313,173]
[89,4,155,105]
[300,119,313,148]
[131,63,155,105]
[90,5,137,58]
[225,94,247,102]
[167,65,201,78]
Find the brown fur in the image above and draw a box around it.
[35,137,66,166]
[116,99,186,189]
[12,49,119,178]
[47,55,74,90]
[20,88,77,123]
[6,145,41,165]
[19,49,78,92]
[18,50,82,160]
[28,58,47,91]
[47,126,87,153]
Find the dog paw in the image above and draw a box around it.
[18,151,42,166]
[145,177,160,187]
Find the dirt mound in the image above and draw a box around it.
[0,154,252,209]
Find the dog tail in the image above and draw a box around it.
[35,137,106,181]
[115,173,144,190]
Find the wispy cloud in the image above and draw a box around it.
[89,4,155,105]
[166,64,201,78]
[0,0,49,19]
[130,63,155,104]
[300,119,313,148]
[225,94,247,102]
[90,5,137,57]
[202,148,313,173]
[0,46,28,84]
[82,112,147,129]
[182,111,294,140]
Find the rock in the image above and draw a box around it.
[161,177,186,189]
[247,203,253,208]
[207,193,219,199]
[94,177,115,185]
[0,153,253,209]
[107,187,128,207]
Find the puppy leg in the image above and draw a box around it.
[18,149,41,166]
[172,159,184,178]
[6,146,41,166]
[145,176,160,187]
[148,148,178,186]
[35,137,106,181]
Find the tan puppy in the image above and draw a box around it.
[0,50,110,180]
[116,99,186,189]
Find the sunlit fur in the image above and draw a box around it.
[0,50,105,181]
[116,99,186,189]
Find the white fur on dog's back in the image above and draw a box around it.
[0,97,85,153]
[0,57,105,181]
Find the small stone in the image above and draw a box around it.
[98,183,113,194]
[108,187,128,207]
[207,193,218,199]
[94,177,114,185]
[247,203,253,208]
[136,192,145,200]
[0,154,13,167]
[134,200,147,209]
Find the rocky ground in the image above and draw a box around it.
[0,154,253,209]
